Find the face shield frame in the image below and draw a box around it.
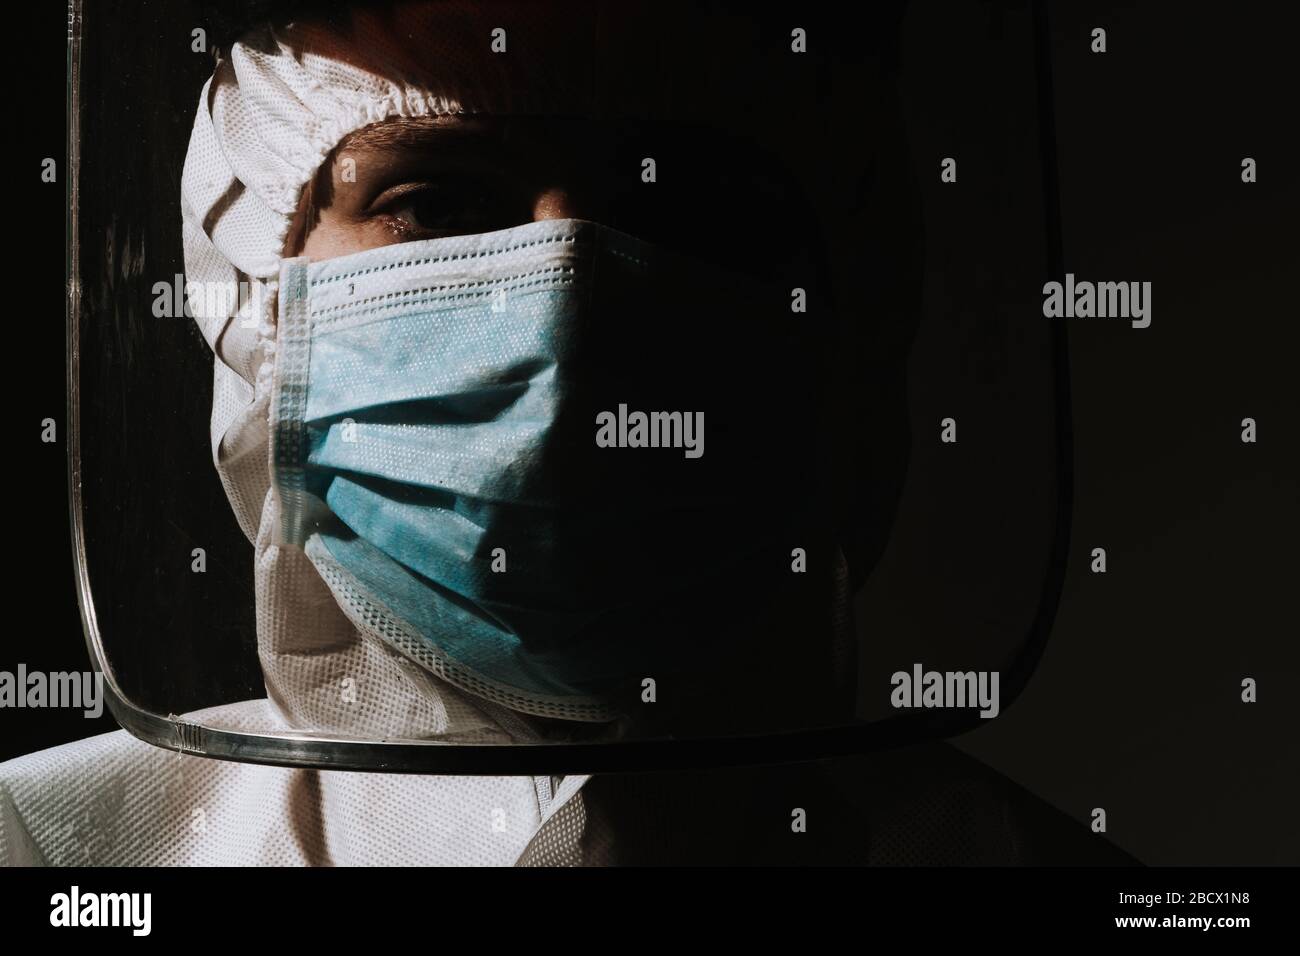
[66,0,1072,775]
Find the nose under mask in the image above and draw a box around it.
[271,217,823,722]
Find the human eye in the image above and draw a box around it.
[367,173,529,240]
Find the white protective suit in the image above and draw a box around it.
[1,19,608,867]
[1,10,1136,868]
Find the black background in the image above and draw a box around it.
[953,1,1299,866]
[4,0,1297,868]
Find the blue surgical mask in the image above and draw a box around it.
[271,218,812,722]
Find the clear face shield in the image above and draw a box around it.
[69,0,1068,774]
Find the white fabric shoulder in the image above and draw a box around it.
[0,700,580,866]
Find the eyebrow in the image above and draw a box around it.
[337,114,496,153]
